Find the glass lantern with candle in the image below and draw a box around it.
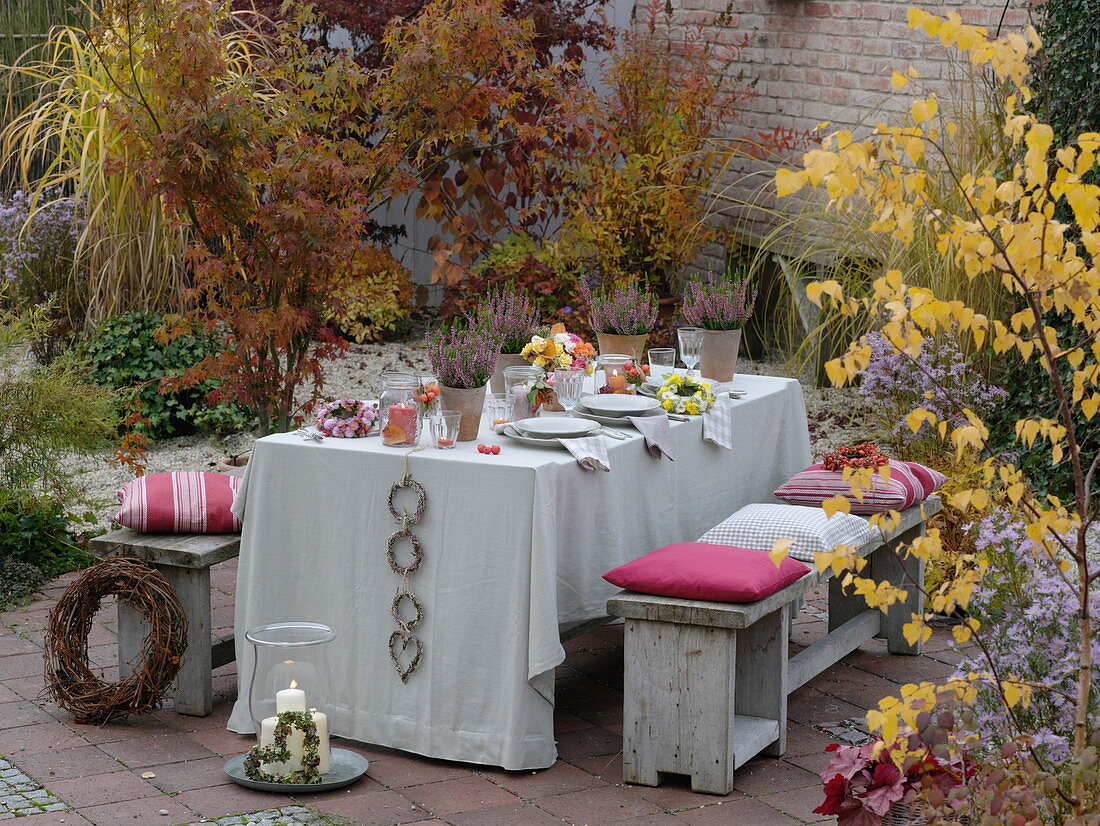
[597,354,637,394]
[503,365,543,420]
[379,371,421,446]
[246,622,337,776]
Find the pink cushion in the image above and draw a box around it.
[115,472,242,534]
[773,460,946,514]
[603,542,810,603]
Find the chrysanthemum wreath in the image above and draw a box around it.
[315,399,378,437]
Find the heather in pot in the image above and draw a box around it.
[425,321,500,390]
[683,268,757,381]
[426,321,500,441]
[476,289,541,393]
[681,268,757,331]
[583,280,657,363]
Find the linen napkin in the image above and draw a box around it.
[702,395,736,449]
[628,414,675,461]
[561,436,610,472]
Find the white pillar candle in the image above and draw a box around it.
[258,715,304,773]
[276,683,307,713]
[310,708,331,774]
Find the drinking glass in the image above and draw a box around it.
[430,410,462,449]
[647,347,676,384]
[553,368,586,415]
[484,393,512,427]
[677,327,705,377]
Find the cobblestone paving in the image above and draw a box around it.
[0,758,67,819]
[814,716,873,746]
[180,806,327,826]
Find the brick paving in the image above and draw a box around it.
[0,561,962,825]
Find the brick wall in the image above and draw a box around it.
[670,0,1033,245]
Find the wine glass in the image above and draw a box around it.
[553,368,586,416]
[677,327,705,377]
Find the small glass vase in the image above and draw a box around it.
[379,371,421,446]
[597,354,636,394]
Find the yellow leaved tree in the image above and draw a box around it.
[777,9,1099,819]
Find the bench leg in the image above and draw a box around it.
[621,618,735,794]
[828,576,865,639]
[735,608,789,759]
[118,565,213,716]
[872,524,926,655]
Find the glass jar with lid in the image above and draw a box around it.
[379,371,421,446]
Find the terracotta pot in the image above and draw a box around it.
[699,329,742,382]
[490,352,528,394]
[439,384,487,442]
[657,296,679,319]
[596,332,648,364]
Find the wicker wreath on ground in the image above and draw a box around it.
[44,557,189,723]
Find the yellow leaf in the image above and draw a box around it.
[911,97,938,125]
[770,538,793,568]
[891,71,909,89]
[775,168,804,198]
[822,495,852,518]
[1083,397,1100,420]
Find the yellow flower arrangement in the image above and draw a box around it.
[656,374,716,415]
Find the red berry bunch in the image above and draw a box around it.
[477,443,501,455]
[822,442,889,471]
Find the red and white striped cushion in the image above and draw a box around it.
[773,460,946,514]
[115,472,242,534]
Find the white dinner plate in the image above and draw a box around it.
[499,424,570,449]
[579,394,661,417]
[511,417,600,439]
[573,403,665,427]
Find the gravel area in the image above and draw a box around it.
[74,339,871,531]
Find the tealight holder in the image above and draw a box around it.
[597,354,637,394]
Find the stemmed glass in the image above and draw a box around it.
[553,368,586,416]
[677,327,705,377]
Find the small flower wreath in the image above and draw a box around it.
[657,374,716,415]
[316,399,378,438]
[243,710,322,785]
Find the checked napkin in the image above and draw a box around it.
[628,415,675,461]
[702,395,736,449]
[562,436,610,472]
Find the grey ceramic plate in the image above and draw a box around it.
[224,748,369,794]
[573,403,665,427]
[500,423,570,449]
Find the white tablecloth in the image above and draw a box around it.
[227,374,811,769]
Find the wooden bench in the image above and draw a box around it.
[606,497,941,795]
[88,529,240,717]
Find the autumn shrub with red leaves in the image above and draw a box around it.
[94,0,577,434]
[814,735,967,825]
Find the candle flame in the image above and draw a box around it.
[283,659,295,665]
[289,679,298,689]
[309,707,317,713]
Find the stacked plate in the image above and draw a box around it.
[501,417,600,448]
[573,394,662,426]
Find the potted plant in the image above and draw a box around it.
[474,289,541,394]
[425,321,500,441]
[682,268,757,382]
[814,739,967,825]
[583,280,658,363]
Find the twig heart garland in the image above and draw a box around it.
[243,710,322,784]
[386,447,427,683]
